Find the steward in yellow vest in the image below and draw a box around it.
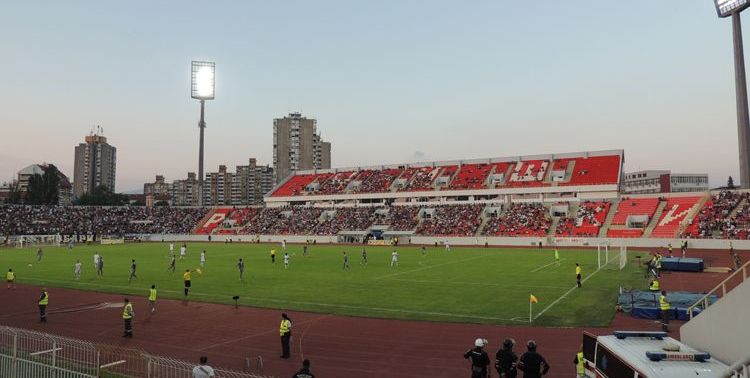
[122,298,134,338]
[279,313,292,359]
[38,288,49,323]
[649,279,660,291]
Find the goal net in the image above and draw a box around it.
[598,243,628,271]
[12,235,61,248]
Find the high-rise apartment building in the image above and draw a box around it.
[73,130,116,197]
[144,175,170,196]
[201,159,274,206]
[273,113,331,184]
[171,172,200,206]
[203,165,233,206]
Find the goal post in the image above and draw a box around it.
[12,235,61,248]
[602,244,628,271]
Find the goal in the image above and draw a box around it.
[13,235,61,248]
[598,243,628,270]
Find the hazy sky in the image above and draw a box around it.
[0,1,745,191]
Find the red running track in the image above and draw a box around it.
[0,248,738,378]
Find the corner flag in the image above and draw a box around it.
[529,294,538,323]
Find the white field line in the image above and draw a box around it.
[532,254,619,321]
[530,258,566,273]
[18,278,213,297]
[375,254,488,280]
[20,277,527,322]
[383,277,569,290]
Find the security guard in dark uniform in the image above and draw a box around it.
[464,338,490,378]
[38,288,49,323]
[292,359,315,378]
[495,338,518,378]
[279,313,292,358]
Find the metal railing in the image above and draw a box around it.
[723,353,750,378]
[688,258,750,319]
[0,326,273,378]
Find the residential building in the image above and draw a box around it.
[233,158,274,205]
[73,129,116,197]
[16,163,73,205]
[202,159,274,206]
[144,175,170,196]
[171,172,200,206]
[203,165,233,206]
[273,112,331,184]
[622,170,709,194]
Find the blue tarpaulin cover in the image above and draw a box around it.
[618,290,718,320]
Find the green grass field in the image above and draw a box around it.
[1,242,648,327]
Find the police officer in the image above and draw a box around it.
[122,298,134,337]
[279,313,292,359]
[495,338,518,378]
[292,359,315,378]
[464,338,490,378]
[573,345,585,378]
[38,288,49,323]
[518,340,549,378]
[659,290,671,332]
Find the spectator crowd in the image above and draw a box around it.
[0,205,208,236]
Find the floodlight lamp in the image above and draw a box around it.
[715,0,750,18]
[191,61,215,100]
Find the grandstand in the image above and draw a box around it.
[2,147,750,245]
[3,148,750,246]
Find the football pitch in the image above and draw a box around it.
[1,242,648,327]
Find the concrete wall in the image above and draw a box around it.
[680,279,750,365]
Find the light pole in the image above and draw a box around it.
[715,0,750,187]
[191,61,216,206]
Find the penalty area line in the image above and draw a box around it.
[530,258,565,273]
[532,254,618,321]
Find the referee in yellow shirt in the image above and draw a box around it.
[148,285,157,313]
[575,263,582,288]
[183,269,192,298]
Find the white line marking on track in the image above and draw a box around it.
[530,258,565,273]
[532,254,618,321]
[237,296,528,323]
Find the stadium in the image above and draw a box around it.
[2,2,750,378]
[2,147,749,377]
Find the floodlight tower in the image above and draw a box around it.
[191,61,216,206]
[715,1,750,187]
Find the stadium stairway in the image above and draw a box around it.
[598,198,620,237]
[192,210,215,234]
[642,200,668,238]
[676,194,709,237]
[680,259,750,369]
[548,216,560,237]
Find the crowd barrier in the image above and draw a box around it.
[0,325,272,378]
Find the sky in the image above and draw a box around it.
[0,1,745,191]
